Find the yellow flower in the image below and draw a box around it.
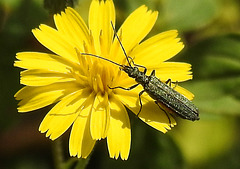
[15,0,194,160]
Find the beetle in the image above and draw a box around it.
[81,22,199,121]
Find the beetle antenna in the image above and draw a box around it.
[110,21,132,67]
[81,53,123,67]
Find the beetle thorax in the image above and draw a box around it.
[122,66,148,85]
[122,66,138,78]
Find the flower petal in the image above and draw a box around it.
[89,0,115,55]
[107,95,131,160]
[90,92,110,140]
[174,85,195,100]
[15,52,78,73]
[32,25,78,63]
[20,69,75,86]
[110,5,158,63]
[15,82,81,112]
[54,7,90,51]
[39,89,90,140]
[69,98,96,158]
[131,30,184,65]
[148,62,193,82]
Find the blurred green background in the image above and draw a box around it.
[0,0,240,169]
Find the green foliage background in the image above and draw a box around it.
[0,0,240,169]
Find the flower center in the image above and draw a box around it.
[73,51,118,95]
[88,60,116,95]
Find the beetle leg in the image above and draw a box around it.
[150,70,155,76]
[173,81,178,89]
[154,101,172,126]
[165,79,172,86]
[137,90,145,116]
[128,57,147,74]
[108,83,139,90]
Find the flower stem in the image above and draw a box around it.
[52,138,90,169]
[73,157,90,169]
[52,138,64,169]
